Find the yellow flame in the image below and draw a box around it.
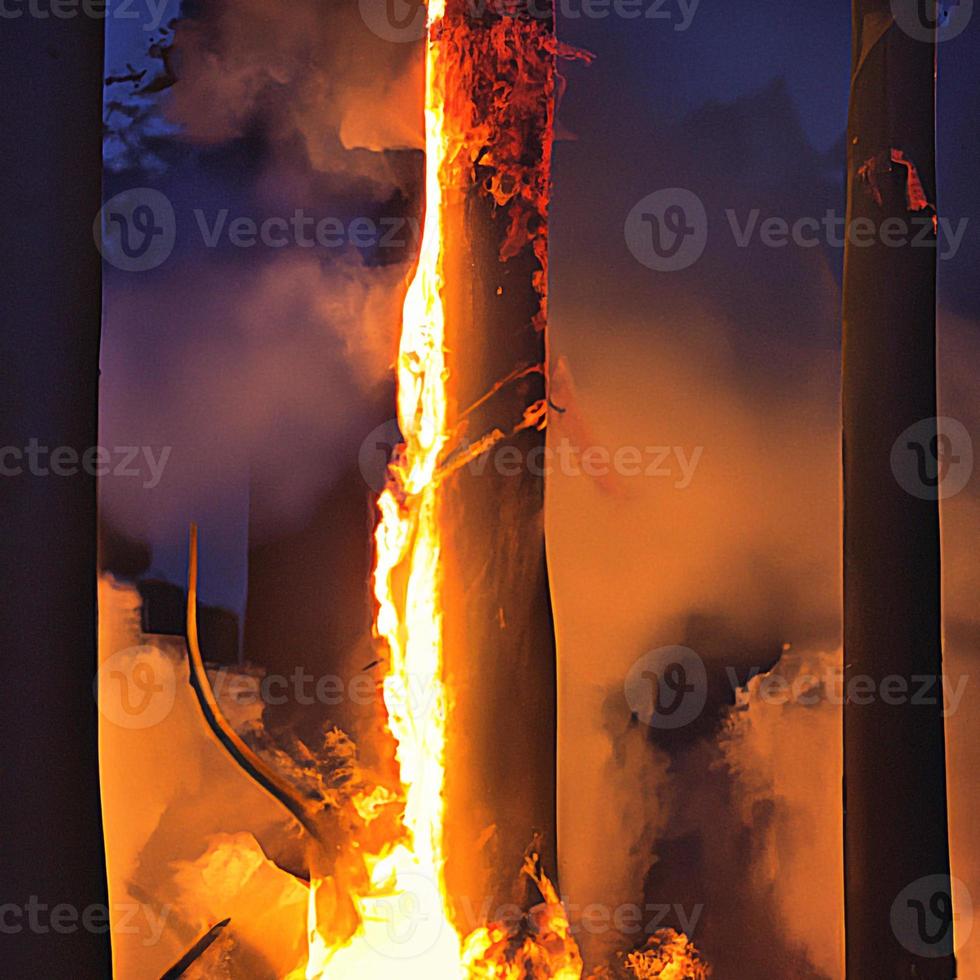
[301,6,588,977]
[302,3,463,976]
[299,5,702,978]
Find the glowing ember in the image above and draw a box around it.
[620,931,711,980]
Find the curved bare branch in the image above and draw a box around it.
[184,524,325,845]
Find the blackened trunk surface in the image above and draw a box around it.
[843,3,954,977]
[0,13,111,979]
[440,0,560,922]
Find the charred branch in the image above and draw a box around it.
[159,918,232,980]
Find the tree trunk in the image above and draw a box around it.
[0,13,111,978]
[843,3,955,977]
[440,0,561,922]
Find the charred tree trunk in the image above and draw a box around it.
[0,13,110,978]
[440,1,560,921]
[843,3,954,977]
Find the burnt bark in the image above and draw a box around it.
[843,3,955,977]
[0,13,111,978]
[440,0,560,922]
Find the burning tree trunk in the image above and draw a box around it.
[437,0,561,923]
[0,12,110,978]
[843,3,955,977]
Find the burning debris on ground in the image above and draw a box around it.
[589,930,710,980]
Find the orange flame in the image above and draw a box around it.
[300,1,461,976]
[298,4,706,979]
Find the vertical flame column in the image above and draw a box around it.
[437,0,560,923]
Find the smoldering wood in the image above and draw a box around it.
[0,12,111,978]
[843,3,955,976]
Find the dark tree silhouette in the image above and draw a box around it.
[0,11,111,978]
[843,3,955,977]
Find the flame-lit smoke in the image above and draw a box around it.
[100,0,711,975]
